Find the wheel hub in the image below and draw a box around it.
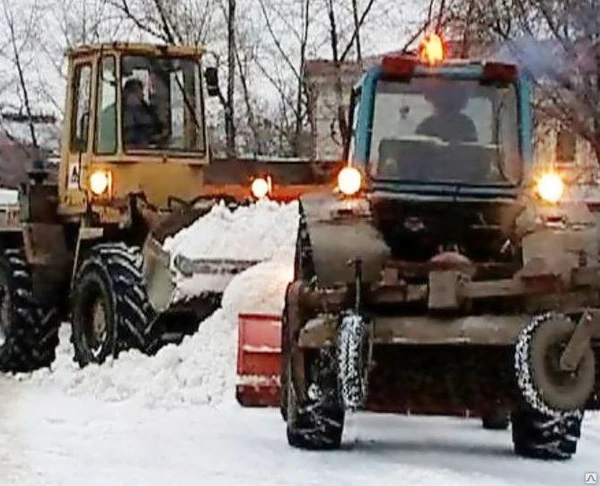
[88,299,108,358]
[0,284,10,348]
[518,314,596,413]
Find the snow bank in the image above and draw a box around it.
[14,198,298,409]
[18,260,292,409]
[164,199,298,299]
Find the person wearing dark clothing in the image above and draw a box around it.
[122,78,164,147]
[416,84,477,142]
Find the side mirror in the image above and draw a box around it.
[204,67,220,97]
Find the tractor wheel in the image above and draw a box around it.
[338,310,369,411]
[70,243,155,367]
[0,248,59,372]
[481,411,510,430]
[285,349,345,450]
[511,407,583,460]
[511,312,588,459]
[515,312,595,415]
[281,203,314,422]
[285,202,344,449]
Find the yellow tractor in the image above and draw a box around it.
[0,42,341,372]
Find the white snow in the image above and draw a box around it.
[1,195,599,485]
[1,379,599,486]
[14,260,293,409]
[11,200,298,409]
[163,199,298,298]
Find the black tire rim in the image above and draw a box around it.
[78,279,111,361]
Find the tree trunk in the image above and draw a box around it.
[326,0,349,150]
[226,0,236,159]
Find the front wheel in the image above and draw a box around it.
[70,243,155,367]
[511,408,583,460]
[285,349,345,450]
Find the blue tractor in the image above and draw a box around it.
[281,34,600,459]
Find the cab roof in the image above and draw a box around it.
[65,42,206,60]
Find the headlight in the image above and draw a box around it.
[89,170,111,196]
[251,177,270,199]
[536,172,564,204]
[337,166,362,196]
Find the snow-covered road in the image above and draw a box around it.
[1,377,599,486]
[1,201,599,486]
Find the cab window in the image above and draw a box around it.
[96,55,118,154]
[70,63,92,152]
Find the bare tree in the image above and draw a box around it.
[256,0,314,157]
[449,0,600,166]
[225,0,236,158]
[323,0,376,149]
[108,0,217,44]
[0,0,42,149]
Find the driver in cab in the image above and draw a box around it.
[122,78,165,148]
[416,84,478,142]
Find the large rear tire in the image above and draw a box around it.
[0,248,59,372]
[70,243,155,367]
[285,350,345,450]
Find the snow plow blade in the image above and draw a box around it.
[174,254,261,277]
[236,313,282,407]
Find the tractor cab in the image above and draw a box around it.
[57,43,215,218]
[330,34,574,273]
[338,34,535,202]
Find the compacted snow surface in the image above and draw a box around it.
[1,200,599,485]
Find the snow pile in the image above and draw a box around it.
[17,259,293,409]
[14,199,298,408]
[163,199,299,299]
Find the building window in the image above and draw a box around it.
[556,129,576,164]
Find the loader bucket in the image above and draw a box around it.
[236,313,282,407]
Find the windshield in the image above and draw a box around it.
[120,55,205,153]
[369,77,521,185]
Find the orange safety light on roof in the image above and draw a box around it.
[419,33,445,65]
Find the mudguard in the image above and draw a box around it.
[300,192,390,286]
[516,201,599,282]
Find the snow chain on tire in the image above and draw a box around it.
[288,347,345,450]
[337,310,369,411]
[0,248,59,372]
[515,312,585,417]
[511,407,583,460]
[513,312,585,460]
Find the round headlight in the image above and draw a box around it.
[536,172,564,204]
[251,177,270,199]
[89,170,111,196]
[337,166,362,196]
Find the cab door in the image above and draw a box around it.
[58,55,97,216]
